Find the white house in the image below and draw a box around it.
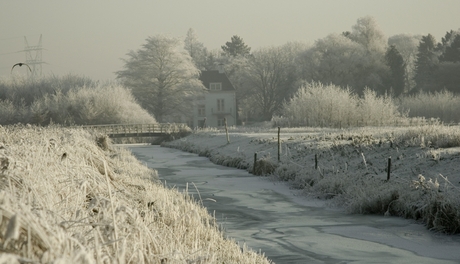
[192,70,237,128]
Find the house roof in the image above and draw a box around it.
[199,70,235,91]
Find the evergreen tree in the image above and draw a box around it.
[437,30,456,55]
[440,34,460,62]
[437,31,460,93]
[414,34,438,91]
[221,35,251,57]
[435,62,460,93]
[385,45,406,96]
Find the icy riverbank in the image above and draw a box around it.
[162,125,460,234]
[130,145,460,263]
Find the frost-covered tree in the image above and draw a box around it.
[116,35,204,122]
[299,34,363,85]
[348,16,389,93]
[184,28,209,70]
[298,33,387,94]
[388,34,422,90]
[347,16,387,53]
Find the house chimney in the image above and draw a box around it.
[217,63,224,74]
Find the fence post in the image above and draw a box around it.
[277,126,281,162]
[225,118,230,144]
[253,153,258,175]
[387,156,391,181]
[315,154,318,170]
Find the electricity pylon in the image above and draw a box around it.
[23,34,44,78]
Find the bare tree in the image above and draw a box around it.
[243,44,303,120]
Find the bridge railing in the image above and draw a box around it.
[79,123,189,137]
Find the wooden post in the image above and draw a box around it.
[253,153,258,175]
[277,126,281,162]
[225,118,230,144]
[315,154,318,170]
[387,156,391,181]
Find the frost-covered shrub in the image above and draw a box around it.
[253,158,277,176]
[358,88,404,126]
[275,164,298,181]
[397,175,460,234]
[282,82,357,128]
[344,179,403,215]
[398,90,460,124]
[281,82,403,128]
[0,74,95,105]
[0,100,16,124]
[0,75,156,125]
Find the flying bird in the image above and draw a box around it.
[11,63,32,73]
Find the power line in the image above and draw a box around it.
[0,51,22,56]
[0,34,42,42]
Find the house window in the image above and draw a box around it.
[197,105,205,117]
[210,83,222,91]
[217,99,224,112]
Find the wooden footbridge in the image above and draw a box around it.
[81,123,189,138]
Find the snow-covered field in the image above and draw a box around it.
[163,124,460,234]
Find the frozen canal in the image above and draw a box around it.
[128,145,460,264]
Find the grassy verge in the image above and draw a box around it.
[0,125,271,263]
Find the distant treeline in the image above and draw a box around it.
[183,18,460,122]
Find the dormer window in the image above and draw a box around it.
[209,83,222,91]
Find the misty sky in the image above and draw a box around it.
[1,0,459,81]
